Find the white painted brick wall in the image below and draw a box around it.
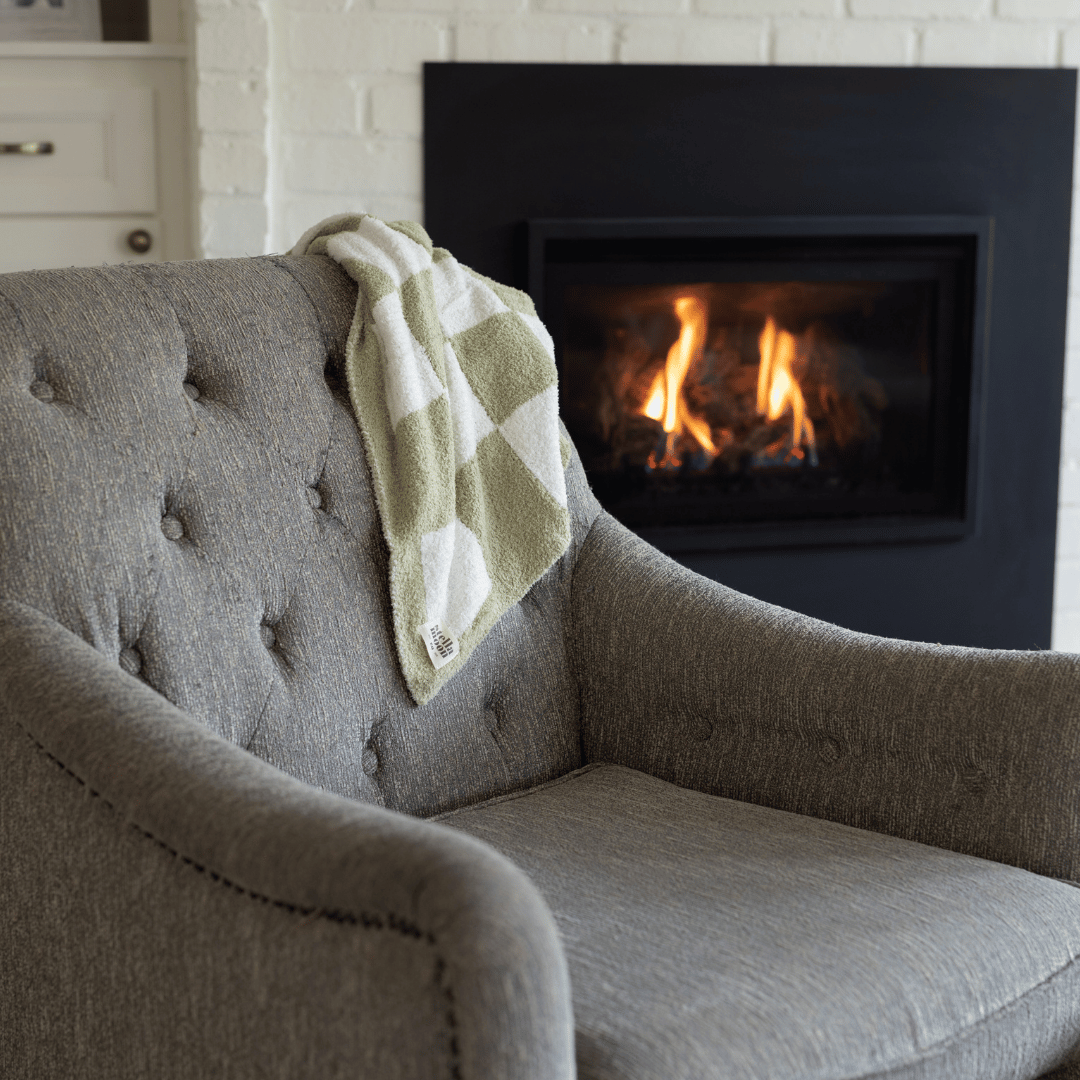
[850,0,989,16]
[190,0,1080,648]
[774,18,915,63]
[922,21,1058,65]
[192,0,271,256]
[620,20,767,62]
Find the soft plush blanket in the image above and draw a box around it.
[292,215,571,705]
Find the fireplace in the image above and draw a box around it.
[423,63,1074,650]
[531,215,989,552]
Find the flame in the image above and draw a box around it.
[640,296,716,470]
[643,380,664,421]
[756,316,817,464]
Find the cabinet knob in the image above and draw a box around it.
[127,229,152,254]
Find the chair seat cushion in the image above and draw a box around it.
[437,764,1080,1080]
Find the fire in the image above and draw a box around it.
[756,316,818,466]
[640,296,717,470]
[636,302,821,472]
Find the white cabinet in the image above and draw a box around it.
[0,215,162,272]
[0,87,156,214]
[0,44,193,272]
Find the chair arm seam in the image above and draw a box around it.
[16,721,464,1080]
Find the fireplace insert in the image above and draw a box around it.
[530,216,990,551]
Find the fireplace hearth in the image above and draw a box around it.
[424,63,1075,650]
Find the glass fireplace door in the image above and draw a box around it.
[532,218,990,552]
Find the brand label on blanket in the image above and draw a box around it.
[419,621,459,669]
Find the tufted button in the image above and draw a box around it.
[119,647,142,677]
[29,380,54,403]
[260,624,276,650]
[961,767,989,797]
[361,746,379,777]
[306,486,322,510]
[160,515,184,541]
[182,381,201,401]
[813,734,844,763]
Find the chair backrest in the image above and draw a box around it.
[0,255,599,816]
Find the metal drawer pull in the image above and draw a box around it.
[1,142,54,156]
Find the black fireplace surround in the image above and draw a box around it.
[424,63,1076,651]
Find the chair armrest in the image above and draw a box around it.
[570,513,1080,883]
[0,599,573,1080]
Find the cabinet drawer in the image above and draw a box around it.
[0,216,162,273]
[0,88,156,215]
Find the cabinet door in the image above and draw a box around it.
[0,88,156,215]
[0,216,162,272]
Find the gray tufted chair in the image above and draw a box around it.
[4,255,1080,1080]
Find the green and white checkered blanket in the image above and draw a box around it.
[293,215,571,705]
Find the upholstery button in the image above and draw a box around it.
[260,624,276,650]
[962,767,989,796]
[814,734,844,763]
[29,380,54,403]
[182,381,200,401]
[306,486,322,510]
[361,746,379,776]
[119,647,142,676]
[160,515,184,541]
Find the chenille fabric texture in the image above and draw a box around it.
[291,215,571,704]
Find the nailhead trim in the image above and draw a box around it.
[18,723,463,1079]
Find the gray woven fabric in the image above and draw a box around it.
[0,256,599,817]
[4,254,1080,1080]
[441,764,1080,1080]
[0,598,574,1080]
[571,512,1080,883]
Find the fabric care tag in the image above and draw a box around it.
[419,621,459,669]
